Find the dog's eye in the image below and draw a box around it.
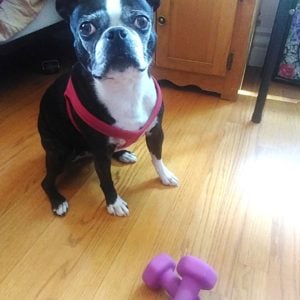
[79,22,96,37]
[134,16,150,30]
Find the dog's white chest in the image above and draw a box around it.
[93,69,157,133]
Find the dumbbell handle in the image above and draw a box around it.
[173,277,200,300]
[160,269,181,298]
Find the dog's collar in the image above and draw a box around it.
[64,76,162,149]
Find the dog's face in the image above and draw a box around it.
[56,0,160,78]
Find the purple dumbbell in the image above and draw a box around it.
[174,256,218,300]
[142,253,181,298]
[143,254,218,300]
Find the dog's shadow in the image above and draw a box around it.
[57,156,94,187]
[58,156,163,190]
[129,177,171,193]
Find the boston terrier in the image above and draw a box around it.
[38,0,178,217]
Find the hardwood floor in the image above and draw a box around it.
[0,67,299,300]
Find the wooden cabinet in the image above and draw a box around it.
[153,0,259,100]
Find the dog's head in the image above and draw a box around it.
[56,0,160,78]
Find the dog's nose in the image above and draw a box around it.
[105,28,128,41]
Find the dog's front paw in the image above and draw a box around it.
[53,201,69,216]
[159,167,179,186]
[151,156,179,187]
[107,196,129,217]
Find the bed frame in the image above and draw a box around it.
[0,21,67,55]
[0,0,76,73]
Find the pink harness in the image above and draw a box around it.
[64,77,162,149]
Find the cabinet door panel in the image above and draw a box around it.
[156,0,238,76]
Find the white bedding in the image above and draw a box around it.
[0,0,62,44]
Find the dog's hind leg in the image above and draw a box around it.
[112,150,137,164]
[146,124,179,187]
[41,149,70,216]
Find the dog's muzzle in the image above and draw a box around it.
[93,26,147,77]
[104,27,128,41]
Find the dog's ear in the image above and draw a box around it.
[146,0,160,11]
[56,0,79,20]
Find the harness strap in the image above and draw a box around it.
[64,76,162,148]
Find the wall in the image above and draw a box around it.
[248,0,280,67]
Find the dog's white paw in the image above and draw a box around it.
[107,196,129,217]
[118,151,137,164]
[53,201,69,216]
[159,167,179,186]
[151,156,179,187]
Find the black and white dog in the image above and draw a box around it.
[38,0,178,217]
